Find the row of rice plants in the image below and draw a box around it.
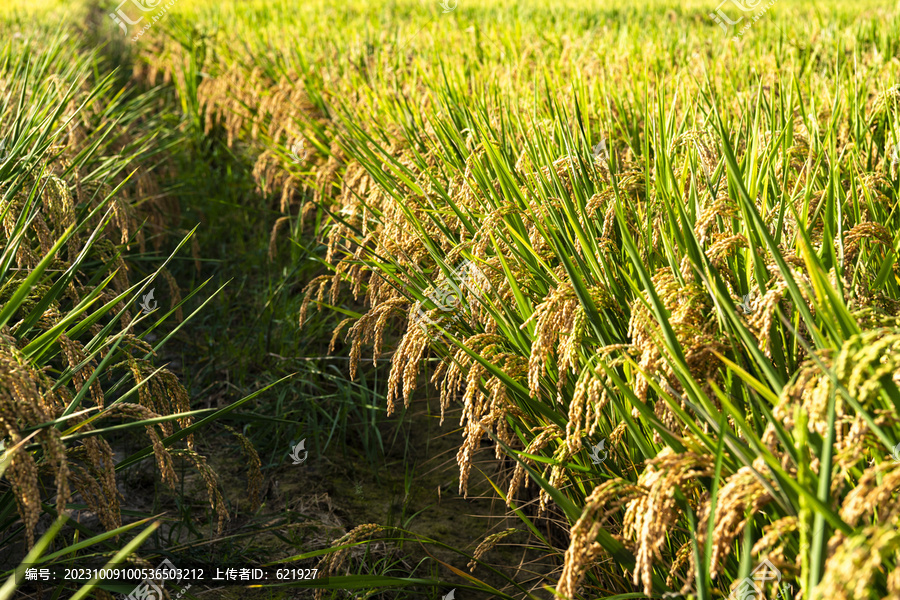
[130,0,900,597]
[0,18,266,599]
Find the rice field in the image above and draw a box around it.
[3,0,900,599]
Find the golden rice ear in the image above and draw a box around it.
[328,317,354,354]
[345,298,408,381]
[58,334,104,408]
[694,192,740,246]
[31,213,55,255]
[752,516,799,562]
[558,478,645,598]
[68,460,120,534]
[314,524,383,600]
[5,449,42,549]
[869,85,900,122]
[566,366,613,458]
[170,449,229,535]
[103,402,178,490]
[220,425,263,513]
[667,541,696,592]
[386,318,430,416]
[840,460,900,527]
[161,267,183,322]
[467,528,519,572]
[0,343,72,549]
[776,330,900,449]
[622,449,715,596]
[506,424,561,505]
[812,519,900,600]
[122,360,192,443]
[43,431,71,523]
[701,463,774,579]
[298,275,331,329]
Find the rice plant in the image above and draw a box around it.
[0,19,263,599]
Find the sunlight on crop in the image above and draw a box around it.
[4,0,900,598]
